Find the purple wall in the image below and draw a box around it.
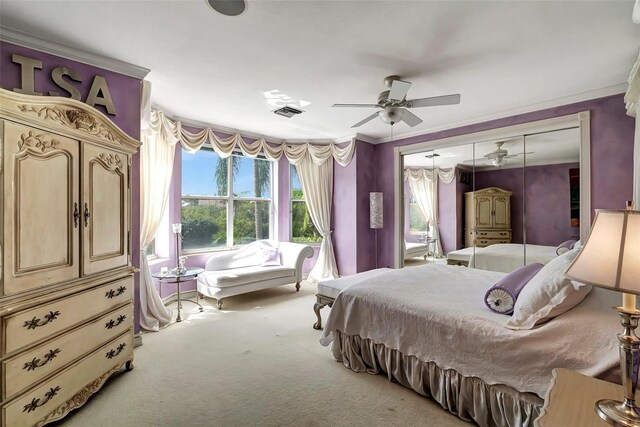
[375,94,636,268]
[456,175,473,250]
[474,163,580,246]
[0,42,144,333]
[438,178,457,254]
[355,141,377,272]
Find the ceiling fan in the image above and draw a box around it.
[332,75,461,128]
[463,142,533,167]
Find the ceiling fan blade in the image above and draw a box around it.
[462,158,486,164]
[408,94,461,108]
[505,151,535,158]
[332,103,380,108]
[388,79,412,101]
[401,109,423,127]
[351,112,380,128]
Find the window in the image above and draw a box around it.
[290,165,321,243]
[181,148,272,251]
[145,239,156,257]
[409,194,429,234]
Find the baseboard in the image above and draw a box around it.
[134,333,143,348]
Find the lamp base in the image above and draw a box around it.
[596,399,640,426]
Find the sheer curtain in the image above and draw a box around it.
[404,168,456,257]
[625,49,639,204]
[139,81,175,331]
[294,154,339,283]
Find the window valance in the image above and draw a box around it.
[145,108,356,166]
[403,167,456,184]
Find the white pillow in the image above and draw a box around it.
[506,248,591,330]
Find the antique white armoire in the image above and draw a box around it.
[465,187,512,247]
[0,88,140,427]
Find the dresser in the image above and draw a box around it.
[0,88,140,427]
[465,187,512,247]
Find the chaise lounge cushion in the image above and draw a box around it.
[200,265,295,288]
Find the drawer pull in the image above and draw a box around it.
[23,349,61,371]
[22,386,61,413]
[105,286,127,299]
[84,202,90,227]
[105,314,127,329]
[23,310,61,330]
[106,343,126,359]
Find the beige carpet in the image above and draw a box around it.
[54,283,468,427]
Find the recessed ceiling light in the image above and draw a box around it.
[206,0,246,17]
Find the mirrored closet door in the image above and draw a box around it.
[399,122,584,273]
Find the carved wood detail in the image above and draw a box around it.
[17,105,124,145]
[35,360,131,427]
[97,153,124,173]
[18,131,61,153]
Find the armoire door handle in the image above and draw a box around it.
[73,203,80,228]
[84,203,90,227]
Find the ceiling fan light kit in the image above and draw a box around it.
[332,75,461,128]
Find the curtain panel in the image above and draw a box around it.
[150,108,356,166]
[625,48,640,205]
[139,82,174,331]
[403,168,456,257]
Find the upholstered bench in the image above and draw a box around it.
[446,246,474,267]
[313,268,391,330]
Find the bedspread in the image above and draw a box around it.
[319,264,619,397]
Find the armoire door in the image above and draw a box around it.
[476,196,493,228]
[2,121,80,295]
[82,143,128,275]
[493,196,510,229]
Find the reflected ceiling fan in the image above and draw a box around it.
[332,75,461,128]
[463,142,533,167]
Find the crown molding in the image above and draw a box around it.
[0,26,150,79]
[370,83,627,144]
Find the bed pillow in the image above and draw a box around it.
[555,239,577,255]
[506,248,591,330]
[484,263,544,315]
[261,247,281,266]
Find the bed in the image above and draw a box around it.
[319,264,619,427]
[447,243,559,273]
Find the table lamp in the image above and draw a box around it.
[172,223,185,274]
[565,202,640,426]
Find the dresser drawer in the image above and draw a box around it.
[2,304,132,401]
[2,277,132,356]
[476,230,511,240]
[1,329,132,427]
[477,238,512,247]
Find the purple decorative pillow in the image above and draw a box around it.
[261,247,281,266]
[484,263,544,315]
[556,239,577,255]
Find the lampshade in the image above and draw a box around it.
[565,209,640,294]
[370,192,383,229]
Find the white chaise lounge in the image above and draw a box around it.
[197,240,314,310]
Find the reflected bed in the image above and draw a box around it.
[447,243,558,273]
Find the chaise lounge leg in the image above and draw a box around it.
[295,282,300,292]
[217,299,223,310]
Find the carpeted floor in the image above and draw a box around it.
[54,283,468,427]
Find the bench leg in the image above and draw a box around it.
[313,300,325,330]
[295,282,300,292]
[313,295,334,330]
[217,299,223,310]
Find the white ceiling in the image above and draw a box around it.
[404,127,580,169]
[1,1,638,143]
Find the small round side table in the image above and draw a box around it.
[152,268,205,322]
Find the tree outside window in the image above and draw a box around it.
[181,148,272,251]
[291,166,322,243]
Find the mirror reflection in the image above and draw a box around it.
[402,126,581,273]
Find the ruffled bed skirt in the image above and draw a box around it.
[331,331,543,427]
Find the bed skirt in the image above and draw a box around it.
[331,331,543,427]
